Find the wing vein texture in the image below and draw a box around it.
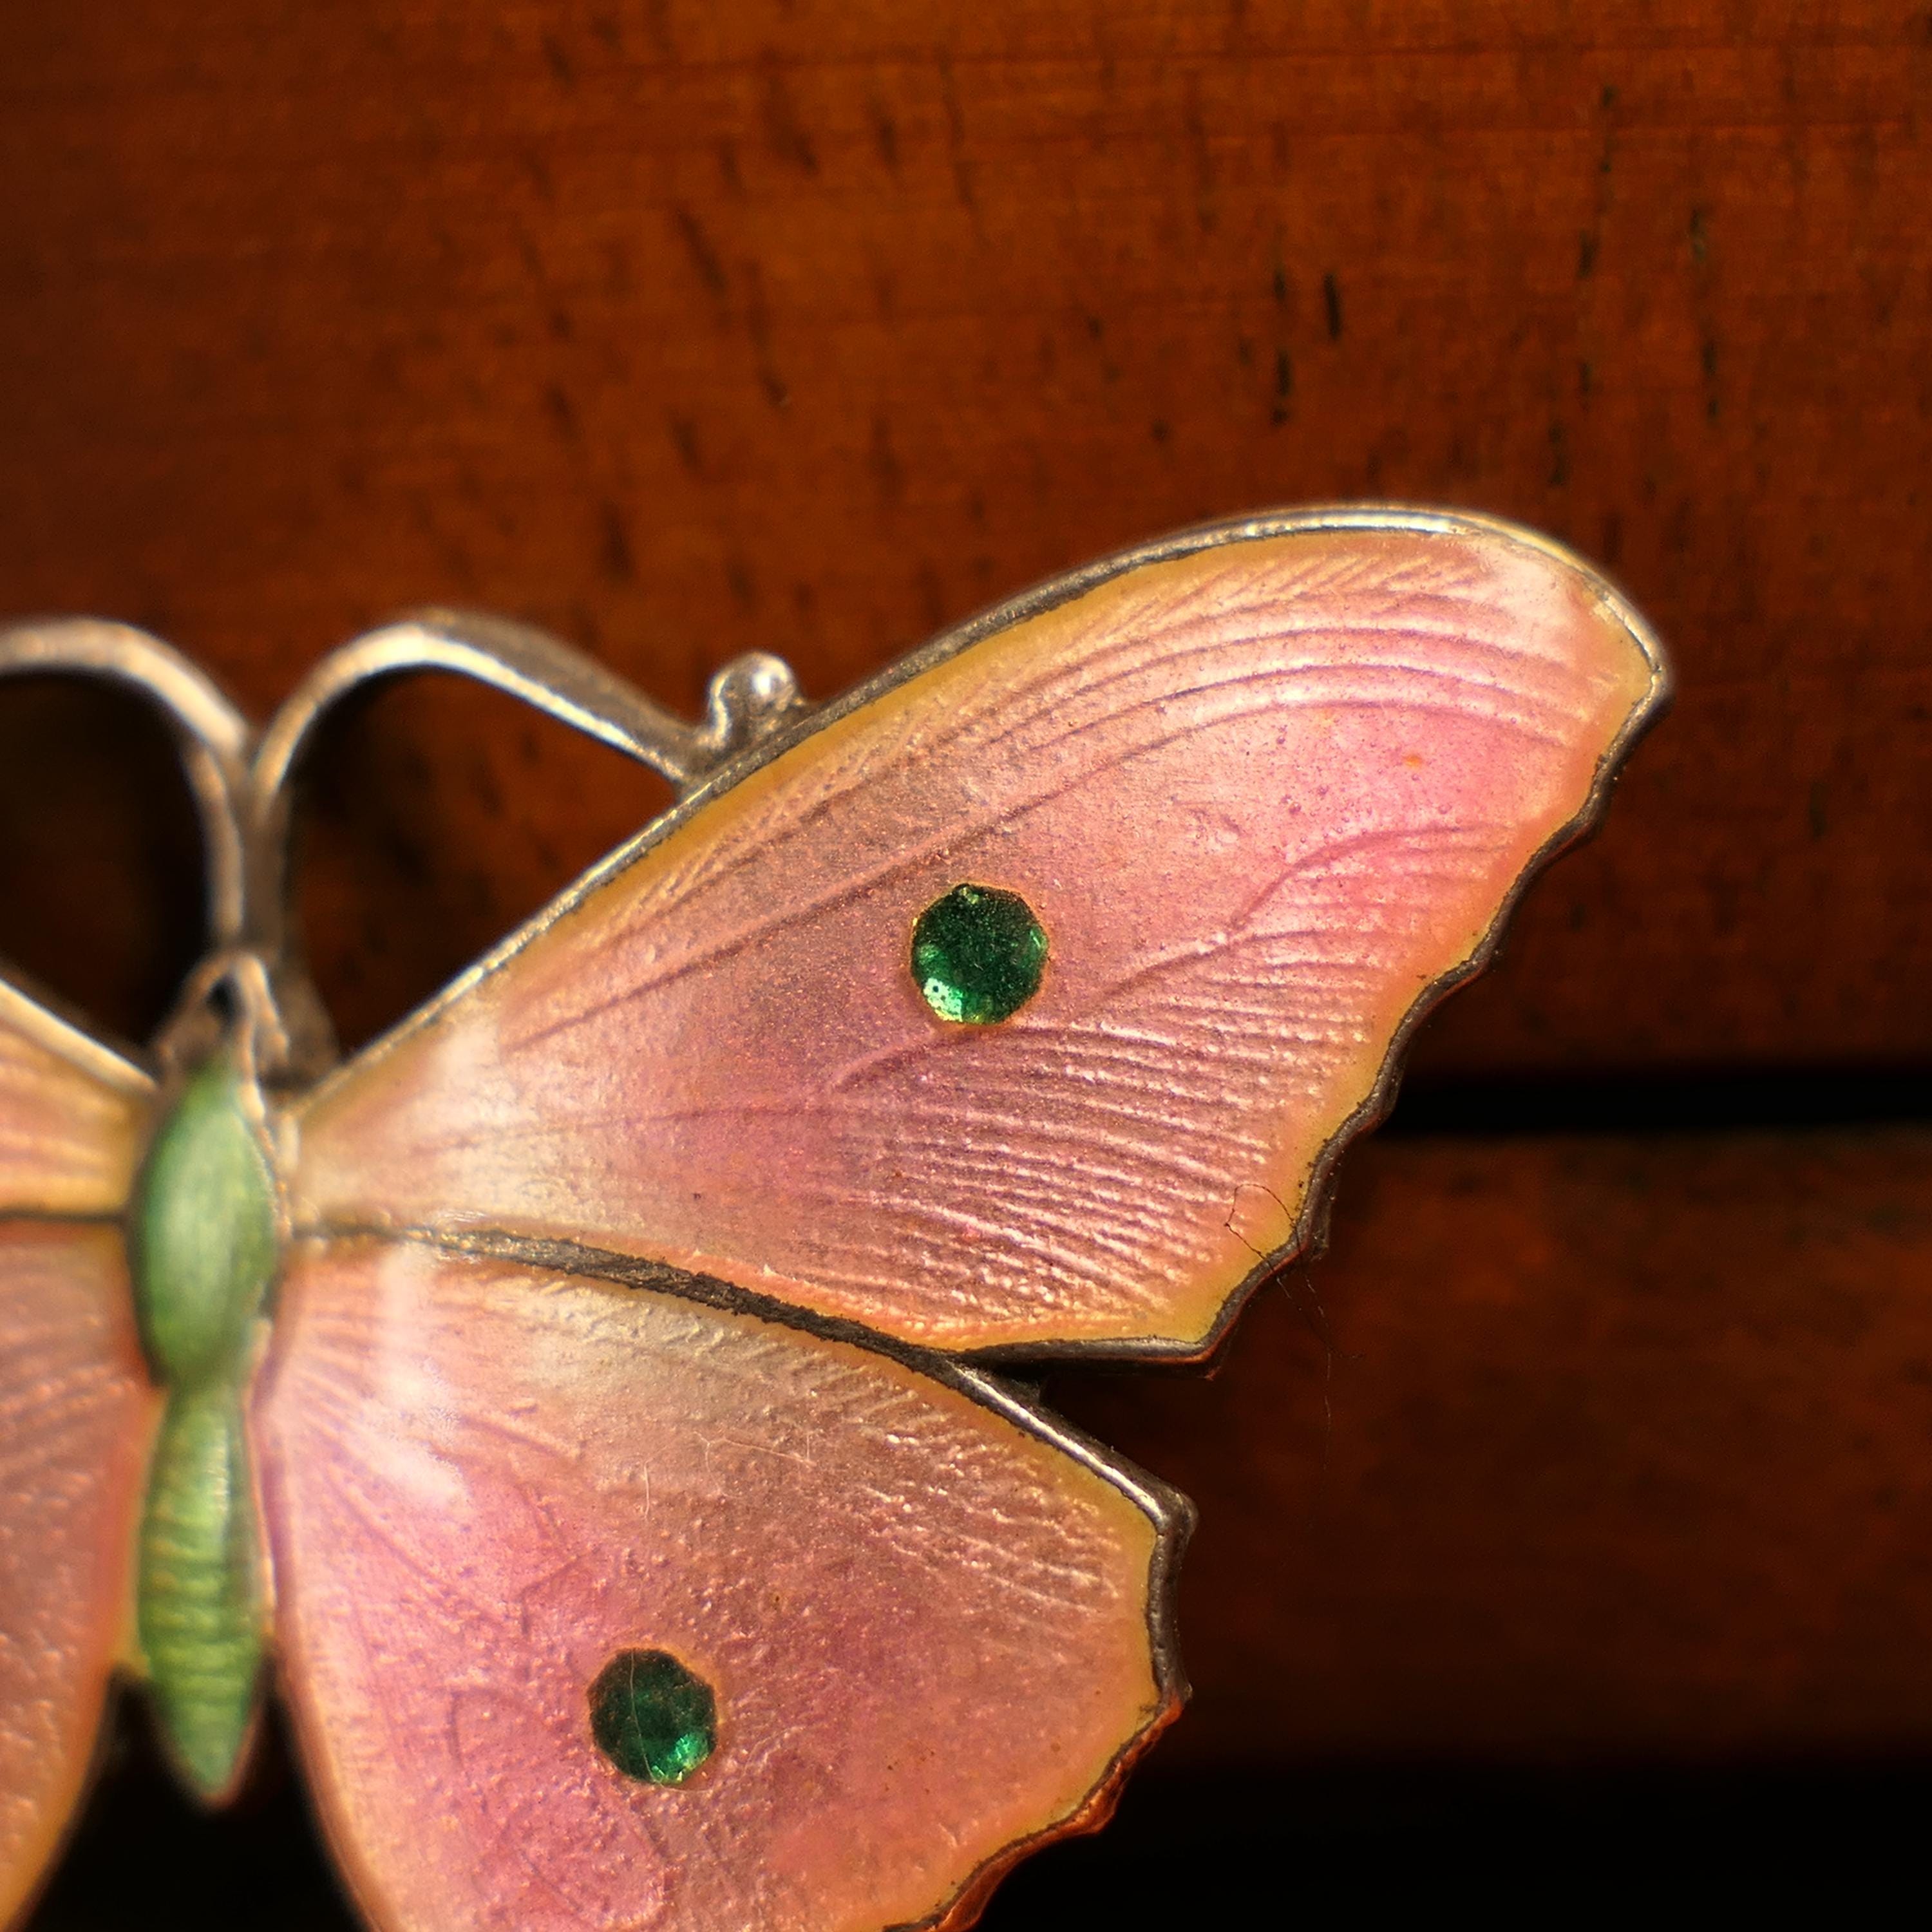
[295,527,1656,1352]
[254,1241,1171,1932]
[0,1226,155,1928]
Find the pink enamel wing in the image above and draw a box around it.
[0,509,1665,1932]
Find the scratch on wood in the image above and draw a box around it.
[673,205,728,298]
[761,61,819,175]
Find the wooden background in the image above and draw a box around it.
[3,2,1928,1922]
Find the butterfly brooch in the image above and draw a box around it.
[0,508,1665,1932]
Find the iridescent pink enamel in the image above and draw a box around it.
[294,525,1662,1353]
[0,999,154,1927]
[252,1241,1177,1932]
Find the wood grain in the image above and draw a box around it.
[0,3,1926,1071]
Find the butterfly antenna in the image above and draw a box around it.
[245,610,808,1075]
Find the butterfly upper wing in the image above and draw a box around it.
[292,513,1663,1355]
[0,987,155,1929]
[0,983,149,1217]
[251,1238,1182,1932]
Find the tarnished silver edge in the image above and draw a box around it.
[285,1220,1193,1930]
[0,1204,126,1228]
[292,504,1666,1115]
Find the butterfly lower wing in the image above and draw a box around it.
[251,1238,1183,1932]
[294,512,1663,1354]
[0,992,154,1929]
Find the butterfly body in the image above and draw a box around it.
[0,509,1666,1932]
[129,1051,275,1799]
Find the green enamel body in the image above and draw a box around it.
[131,1054,278,1798]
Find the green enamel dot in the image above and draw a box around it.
[588,1649,717,1786]
[911,883,1048,1025]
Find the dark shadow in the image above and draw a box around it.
[0,674,204,1048]
[1388,1066,1932,1135]
[31,1726,1932,1927]
[287,668,673,1052]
